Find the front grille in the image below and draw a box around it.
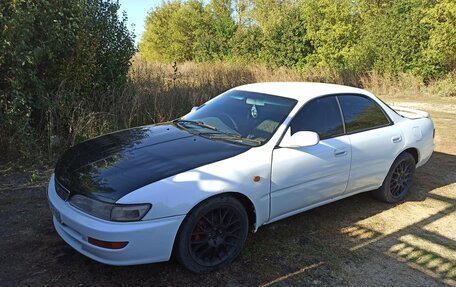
[55,180,70,201]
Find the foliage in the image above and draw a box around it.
[197,0,236,61]
[254,0,312,67]
[421,0,456,78]
[139,0,455,79]
[0,0,135,156]
[300,0,360,70]
[140,1,207,62]
[356,0,432,77]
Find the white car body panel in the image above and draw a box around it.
[48,82,435,266]
[270,135,351,218]
[117,145,274,227]
[48,175,185,265]
[345,126,404,193]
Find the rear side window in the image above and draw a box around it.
[338,95,390,133]
[291,96,344,140]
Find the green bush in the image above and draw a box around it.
[0,0,135,157]
[139,0,455,80]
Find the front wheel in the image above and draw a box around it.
[174,196,249,273]
[373,152,416,203]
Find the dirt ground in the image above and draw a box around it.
[1,96,455,286]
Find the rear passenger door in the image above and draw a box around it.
[338,95,403,193]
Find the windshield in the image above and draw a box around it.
[178,90,297,146]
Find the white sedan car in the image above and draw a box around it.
[48,82,434,273]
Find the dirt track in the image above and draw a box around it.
[1,98,455,286]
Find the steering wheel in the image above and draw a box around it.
[219,112,239,131]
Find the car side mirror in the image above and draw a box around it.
[280,131,319,148]
[190,106,199,113]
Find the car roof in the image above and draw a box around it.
[232,82,370,101]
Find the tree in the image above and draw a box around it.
[421,0,456,77]
[357,0,432,77]
[253,0,312,67]
[194,0,236,61]
[138,0,455,79]
[139,0,208,62]
[300,0,361,70]
[0,0,135,155]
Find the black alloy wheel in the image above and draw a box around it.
[373,152,416,203]
[189,207,243,266]
[390,159,414,197]
[175,196,249,273]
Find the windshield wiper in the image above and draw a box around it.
[174,120,261,146]
[198,131,239,137]
[202,132,262,146]
[173,119,217,131]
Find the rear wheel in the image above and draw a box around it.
[373,152,416,203]
[175,196,249,273]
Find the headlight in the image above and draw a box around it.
[70,195,151,222]
[111,204,151,222]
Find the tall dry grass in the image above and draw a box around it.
[38,58,456,160]
[119,60,364,127]
[117,59,454,128]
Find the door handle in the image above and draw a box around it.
[392,136,402,143]
[334,149,347,157]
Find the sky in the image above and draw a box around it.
[117,0,162,45]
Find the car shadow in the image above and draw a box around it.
[249,150,455,285]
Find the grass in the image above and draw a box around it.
[125,59,455,127]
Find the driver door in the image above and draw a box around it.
[270,96,351,219]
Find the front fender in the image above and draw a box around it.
[116,146,273,230]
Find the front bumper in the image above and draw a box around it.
[47,175,185,266]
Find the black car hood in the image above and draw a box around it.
[54,124,250,202]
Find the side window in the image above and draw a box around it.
[291,96,344,140]
[338,95,390,133]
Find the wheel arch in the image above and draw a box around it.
[184,192,256,231]
[172,191,257,255]
[374,147,418,203]
[402,147,419,164]
[379,147,420,187]
[226,192,257,231]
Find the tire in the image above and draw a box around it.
[174,195,249,274]
[373,152,416,203]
